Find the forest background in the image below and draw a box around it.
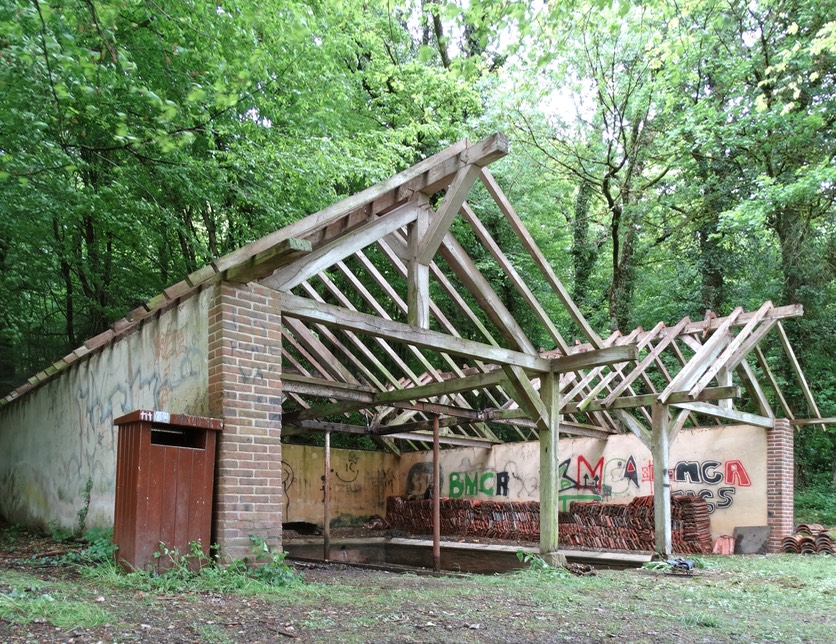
[1,0,833,491]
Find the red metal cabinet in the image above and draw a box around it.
[113,410,222,572]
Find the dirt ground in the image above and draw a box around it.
[1,523,833,643]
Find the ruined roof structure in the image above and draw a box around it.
[2,133,830,450]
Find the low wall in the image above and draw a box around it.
[398,425,768,542]
[281,444,399,527]
[0,291,211,531]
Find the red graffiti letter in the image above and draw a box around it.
[724,460,751,486]
[577,456,604,493]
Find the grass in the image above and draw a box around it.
[0,521,833,642]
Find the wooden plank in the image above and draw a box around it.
[602,317,691,406]
[667,408,691,444]
[275,291,552,372]
[689,301,773,399]
[670,401,774,428]
[659,307,743,403]
[439,233,537,353]
[776,322,823,428]
[263,203,417,290]
[481,168,600,351]
[282,374,376,402]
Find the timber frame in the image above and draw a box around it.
[2,133,831,557]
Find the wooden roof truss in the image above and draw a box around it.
[2,134,830,448]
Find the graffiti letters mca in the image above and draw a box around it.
[669,459,751,513]
[449,471,510,498]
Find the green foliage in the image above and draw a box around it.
[79,535,299,594]
[515,549,569,577]
[795,483,836,526]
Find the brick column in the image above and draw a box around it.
[766,418,794,553]
[208,282,283,562]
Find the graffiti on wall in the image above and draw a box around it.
[438,451,753,515]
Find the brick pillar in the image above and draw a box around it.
[766,418,794,553]
[208,282,283,562]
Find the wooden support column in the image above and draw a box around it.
[432,415,441,572]
[651,403,672,557]
[323,430,331,562]
[539,372,565,566]
[407,200,430,328]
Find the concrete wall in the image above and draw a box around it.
[0,291,211,531]
[282,444,399,527]
[398,425,767,541]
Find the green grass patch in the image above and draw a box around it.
[796,482,836,526]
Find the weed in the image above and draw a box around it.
[515,549,570,577]
[75,478,94,535]
[0,586,109,628]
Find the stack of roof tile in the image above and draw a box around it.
[385,494,713,554]
[781,523,834,555]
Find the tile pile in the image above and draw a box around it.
[385,493,713,554]
[781,523,834,555]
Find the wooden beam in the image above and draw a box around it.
[776,322,823,428]
[439,233,537,353]
[211,137,473,272]
[539,372,562,562]
[602,317,691,407]
[262,203,417,290]
[276,291,552,372]
[551,344,638,373]
[689,301,773,399]
[789,418,836,426]
[670,401,774,428]
[225,237,312,284]
[659,307,743,403]
[282,373,375,401]
[375,368,505,405]
[502,366,550,432]
[755,346,795,420]
[651,403,672,556]
[461,203,568,348]
[561,386,740,414]
[407,203,431,328]
[614,409,651,447]
[417,165,482,264]
[736,359,774,418]
[481,168,600,351]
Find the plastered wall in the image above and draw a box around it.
[0,291,211,531]
[398,425,767,540]
[282,444,399,526]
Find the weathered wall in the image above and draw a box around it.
[282,444,399,527]
[0,291,211,531]
[398,425,767,541]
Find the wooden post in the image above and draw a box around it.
[433,414,441,572]
[407,202,430,329]
[539,372,565,566]
[324,430,331,562]
[432,414,441,572]
[651,403,672,557]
